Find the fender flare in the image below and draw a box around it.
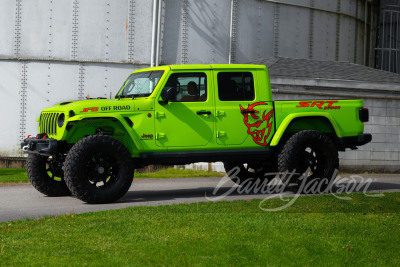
[65,114,143,152]
[270,112,342,147]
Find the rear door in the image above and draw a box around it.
[213,70,274,147]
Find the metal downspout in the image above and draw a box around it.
[364,0,368,65]
[155,0,162,66]
[150,0,158,67]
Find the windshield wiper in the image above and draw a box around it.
[128,94,150,99]
[117,93,150,100]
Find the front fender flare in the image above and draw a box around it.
[65,114,143,152]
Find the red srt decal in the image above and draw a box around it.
[240,102,274,146]
[80,107,99,113]
[296,101,341,110]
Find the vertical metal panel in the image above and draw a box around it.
[130,0,154,64]
[339,16,356,62]
[277,5,309,59]
[355,21,365,64]
[19,0,68,59]
[354,0,359,63]
[77,0,129,62]
[0,61,24,156]
[185,0,231,64]
[50,0,73,59]
[161,0,183,65]
[235,0,274,63]
[0,1,16,57]
[311,11,337,61]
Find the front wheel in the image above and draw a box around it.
[277,130,339,193]
[26,154,71,197]
[64,135,134,204]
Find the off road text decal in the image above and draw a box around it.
[80,106,131,112]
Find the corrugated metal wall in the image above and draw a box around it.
[0,0,377,156]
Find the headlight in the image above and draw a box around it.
[57,113,65,127]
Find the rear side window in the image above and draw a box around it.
[217,72,255,101]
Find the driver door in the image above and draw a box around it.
[154,71,214,147]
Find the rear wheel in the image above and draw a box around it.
[64,135,134,204]
[277,130,339,193]
[223,160,277,186]
[26,154,71,197]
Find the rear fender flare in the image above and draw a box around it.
[270,113,342,147]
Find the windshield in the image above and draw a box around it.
[117,70,164,98]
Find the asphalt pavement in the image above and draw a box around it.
[1,174,399,222]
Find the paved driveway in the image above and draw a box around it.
[1,174,399,222]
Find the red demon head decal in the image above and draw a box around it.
[240,102,274,146]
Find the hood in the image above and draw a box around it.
[41,97,154,115]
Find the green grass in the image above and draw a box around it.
[0,168,28,183]
[1,193,399,266]
[0,168,224,184]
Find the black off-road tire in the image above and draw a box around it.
[64,135,134,204]
[26,154,71,197]
[223,160,277,186]
[277,130,339,193]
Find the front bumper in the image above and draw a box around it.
[21,137,58,156]
[339,133,372,150]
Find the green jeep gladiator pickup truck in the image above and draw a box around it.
[21,64,371,203]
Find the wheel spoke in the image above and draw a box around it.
[101,177,108,185]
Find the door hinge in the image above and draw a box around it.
[156,133,165,140]
[215,110,225,117]
[155,112,165,119]
[216,131,226,138]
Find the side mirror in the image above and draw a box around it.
[160,87,177,103]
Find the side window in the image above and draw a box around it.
[164,72,207,102]
[217,72,255,101]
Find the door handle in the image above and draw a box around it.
[197,111,211,115]
[241,110,256,114]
